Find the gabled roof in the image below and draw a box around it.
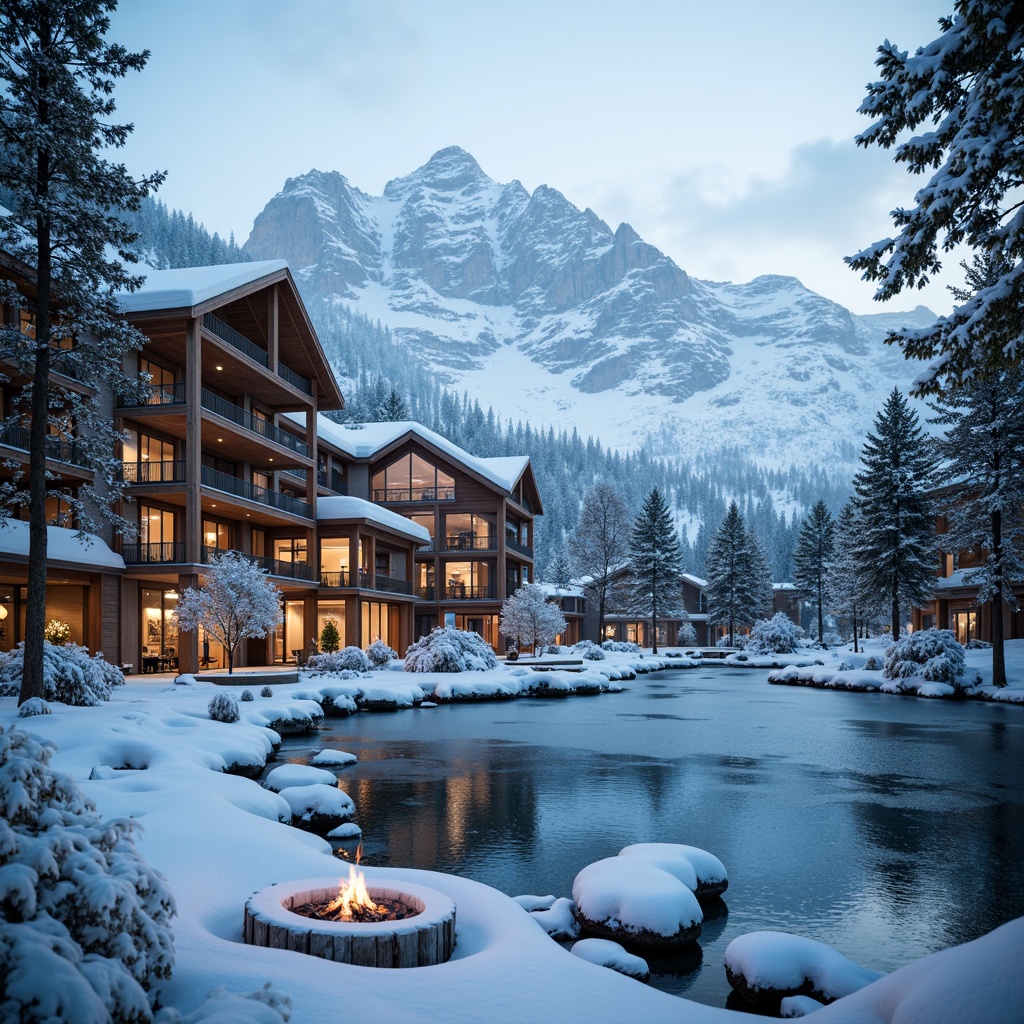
[316,495,430,544]
[114,260,290,313]
[299,414,535,496]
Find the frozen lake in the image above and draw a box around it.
[266,666,1024,1008]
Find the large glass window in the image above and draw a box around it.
[274,599,305,664]
[320,538,351,586]
[442,560,494,599]
[124,429,176,482]
[316,601,346,649]
[203,519,230,555]
[140,505,176,561]
[361,600,399,648]
[141,588,179,668]
[140,358,176,404]
[409,513,435,545]
[371,453,455,502]
[273,537,307,564]
[951,610,977,645]
[417,562,436,599]
[443,512,495,550]
[456,614,499,648]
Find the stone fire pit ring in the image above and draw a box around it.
[244,875,456,968]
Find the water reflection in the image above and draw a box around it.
[262,669,1024,1008]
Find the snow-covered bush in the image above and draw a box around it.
[500,584,566,655]
[153,982,291,1023]
[965,638,992,650]
[43,618,71,644]
[260,686,274,698]
[544,643,565,654]
[208,692,240,723]
[746,612,805,655]
[836,660,854,672]
[884,629,966,686]
[583,646,606,661]
[404,627,499,673]
[365,639,398,669]
[240,689,254,701]
[305,646,371,675]
[0,726,175,1021]
[822,630,844,648]
[0,642,124,706]
[677,622,698,646]
[602,639,641,654]
[863,655,883,671]
[17,697,50,717]
[716,633,748,649]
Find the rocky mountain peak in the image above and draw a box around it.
[383,146,491,200]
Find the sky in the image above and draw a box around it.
[109,0,956,316]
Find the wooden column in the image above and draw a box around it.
[268,285,278,373]
[184,318,203,564]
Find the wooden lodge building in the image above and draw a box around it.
[0,255,541,672]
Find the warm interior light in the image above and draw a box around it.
[0,606,8,620]
[215,365,223,371]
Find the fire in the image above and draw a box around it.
[325,861,380,921]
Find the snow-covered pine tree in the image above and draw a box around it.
[852,389,936,638]
[570,483,632,639]
[175,552,282,674]
[499,584,567,656]
[546,547,574,590]
[0,0,164,704]
[704,500,771,643]
[627,487,682,654]
[792,499,836,642]
[847,1,1024,393]
[827,500,871,652]
[930,357,1024,687]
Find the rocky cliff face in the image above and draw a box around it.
[244,147,936,466]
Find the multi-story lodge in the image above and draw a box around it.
[0,257,540,671]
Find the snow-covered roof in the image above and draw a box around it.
[316,495,431,543]
[934,570,975,591]
[682,573,707,588]
[296,414,530,493]
[0,520,124,569]
[535,583,585,599]
[115,260,289,313]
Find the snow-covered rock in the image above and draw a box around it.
[570,938,650,982]
[618,843,728,900]
[528,897,580,941]
[276,784,355,832]
[263,763,338,792]
[310,749,357,766]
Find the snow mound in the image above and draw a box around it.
[573,857,702,946]
[725,930,883,1007]
[528,896,580,940]
[276,784,355,830]
[570,938,650,982]
[263,763,337,792]
[311,749,357,766]
[618,842,728,899]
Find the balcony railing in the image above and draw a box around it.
[373,574,414,596]
[203,312,268,367]
[200,546,316,581]
[120,382,187,407]
[320,569,353,588]
[443,532,495,551]
[373,486,456,503]
[122,541,186,564]
[201,466,312,518]
[506,536,534,558]
[277,361,312,396]
[0,424,87,467]
[200,389,309,455]
[318,469,346,493]
[441,584,496,601]
[121,460,186,484]
[417,585,436,601]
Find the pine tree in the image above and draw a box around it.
[930,359,1024,687]
[852,389,937,638]
[792,500,836,642]
[827,500,871,652]
[319,618,341,654]
[570,483,632,639]
[627,487,683,654]
[0,0,164,703]
[705,501,772,643]
[546,547,573,590]
[847,2,1024,392]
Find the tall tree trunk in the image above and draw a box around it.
[816,576,824,642]
[891,576,900,640]
[991,507,1006,688]
[852,609,859,654]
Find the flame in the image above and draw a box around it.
[325,858,379,920]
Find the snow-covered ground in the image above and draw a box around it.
[3,650,1022,1023]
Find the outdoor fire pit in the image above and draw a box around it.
[243,867,456,968]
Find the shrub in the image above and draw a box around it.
[240,689,254,701]
[863,655,883,671]
[544,643,565,654]
[836,660,854,672]
[746,612,805,655]
[883,629,966,686]
[17,697,50,717]
[822,630,844,648]
[305,646,372,675]
[0,727,175,1020]
[677,622,698,646]
[208,692,240,723]
[965,638,992,650]
[404,627,498,673]
[716,633,749,649]
[601,639,641,654]
[0,642,124,706]
[260,686,274,698]
[583,647,606,661]
[366,639,398,668]
[319,619,341,653]
[43,619,71,644]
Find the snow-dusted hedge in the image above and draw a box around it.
[883,629,966,686]
[306,646,371,675]
[240,689,254,702]
[208,692,240,723]
[17,696,51,717]
[404,627,498,673]
[260,686,274,698]
[0,642,124,706]
[601,640,641,654]
[0,726,175,1021]
[365,639,398,669]
[746,612,805,655]
[572,640,606,661]
[863,655,883,671]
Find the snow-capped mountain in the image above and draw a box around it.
[244,146,937,468]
